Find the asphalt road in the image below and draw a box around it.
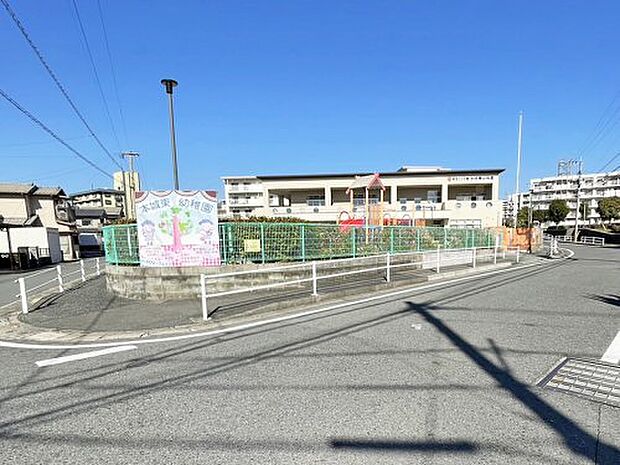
[0,245,618,464]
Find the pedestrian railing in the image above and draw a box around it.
[578,236,605,246]
[14,258,103,315]
[198,246,519,321]
[544,235,605,246]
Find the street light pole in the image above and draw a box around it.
[574,157,583,242]
[514,111,524,224]
[161,79,179,190]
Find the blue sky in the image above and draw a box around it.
[2,1,620,198]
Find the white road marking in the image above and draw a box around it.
[601,331,620,364]
[0,261,542,351]
[35,345,137,367]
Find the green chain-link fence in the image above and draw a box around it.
[102,224,140,265]
[103,223,497,265]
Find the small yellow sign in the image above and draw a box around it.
[243,239,261,253]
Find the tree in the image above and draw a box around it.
[516,207,529,227]
[532,209,548,224]
[597,197,620,225]
[548,199,570,224]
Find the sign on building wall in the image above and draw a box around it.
[136,191,220,267]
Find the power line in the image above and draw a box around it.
[581,109,620,158]
[576,91,620,155]
[96,0,128,146]
[576,91,620,159]
[0,0,122,170]
[598,152,620,173]
[71,0,121,152]
[0,87,114,180]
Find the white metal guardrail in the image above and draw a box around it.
[544,235,605,246]
[199,246,519,321]
[13,258,103,315]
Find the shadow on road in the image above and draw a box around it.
[587,293,620,308]
[407,300,620,464]
[330,438,476,452]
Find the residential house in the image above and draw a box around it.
[0,183,78,265]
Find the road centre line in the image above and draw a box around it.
[35,345,137,367]
[601,331,620,365]
[0,260,545,351]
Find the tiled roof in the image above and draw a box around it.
[0,215,40,227]
[0,183,37,194]
[74,208,106,218]
[70,188,122,197]
[0,183,65,196]
[33,186,65,196]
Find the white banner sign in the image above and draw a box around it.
[136,190,220,267]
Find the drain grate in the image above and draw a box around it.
[537,357,620,408]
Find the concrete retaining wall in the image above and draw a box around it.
[105,253,424,301]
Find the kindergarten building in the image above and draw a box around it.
[222,166,504,228]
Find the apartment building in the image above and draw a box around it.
[222,166,504,228]
[70,188,126,256]
[70,188,125,214]
[0,183,78,262]
[529,170,620,225]
[502,192,531,225]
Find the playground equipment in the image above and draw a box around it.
[338,173,386,242]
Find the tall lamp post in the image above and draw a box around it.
[161,79,179,190]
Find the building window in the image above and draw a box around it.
[105,200,112,205]
[306,195,325,207]
[450,219,482,229]
[353,196,379,206]
[427,190,440,203]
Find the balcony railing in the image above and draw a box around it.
[228,197,263,206]
[229,184,263,193]
[264,200,500,217]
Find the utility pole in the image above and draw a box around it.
[574,157,583,241]
[161,79,179,190]
[122,151,140,220]
[514,111,524,225]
